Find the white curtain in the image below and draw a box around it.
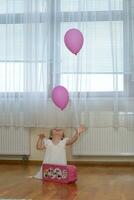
[0,0,134,128]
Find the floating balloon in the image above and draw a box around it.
[64,28,84,55]
[52,86,69,111]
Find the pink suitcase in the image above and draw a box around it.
[42,163,77,183]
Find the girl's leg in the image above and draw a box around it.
[33,164,43,179]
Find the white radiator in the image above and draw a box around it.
[0,127,30,156]
[73,127,134,156]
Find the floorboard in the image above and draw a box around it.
[0,164,134,200]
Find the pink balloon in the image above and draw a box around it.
[64,28,84,55]
[52,86,69,111]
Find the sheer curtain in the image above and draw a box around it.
[56,0,134,128]
[0,0,134,128]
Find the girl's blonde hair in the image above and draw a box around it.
[49,129,65,140]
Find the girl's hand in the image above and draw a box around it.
[77,124,87,134]
[38,133,45,139]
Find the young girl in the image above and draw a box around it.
[34,125,86,179]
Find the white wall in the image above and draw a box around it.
[29,128,134,162]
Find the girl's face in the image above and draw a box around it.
[52,128,64,139]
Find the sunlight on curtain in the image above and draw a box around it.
[0,0,133,128]
[56,0,134,128]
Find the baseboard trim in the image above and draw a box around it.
[0,160,134,166]
[0,160,28,165]
[68,161,134,167]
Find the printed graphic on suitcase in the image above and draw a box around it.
[42,163,77,183]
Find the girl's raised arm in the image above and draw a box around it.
[36,133,46,150]
[66,125,87,145]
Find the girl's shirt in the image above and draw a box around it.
[43,137,69,165]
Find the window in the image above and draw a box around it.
[0,0,124,93]
[0,0,47,92]
[61,0,123,11]
[59,0,124,93]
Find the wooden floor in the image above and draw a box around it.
[0,164,134,200]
